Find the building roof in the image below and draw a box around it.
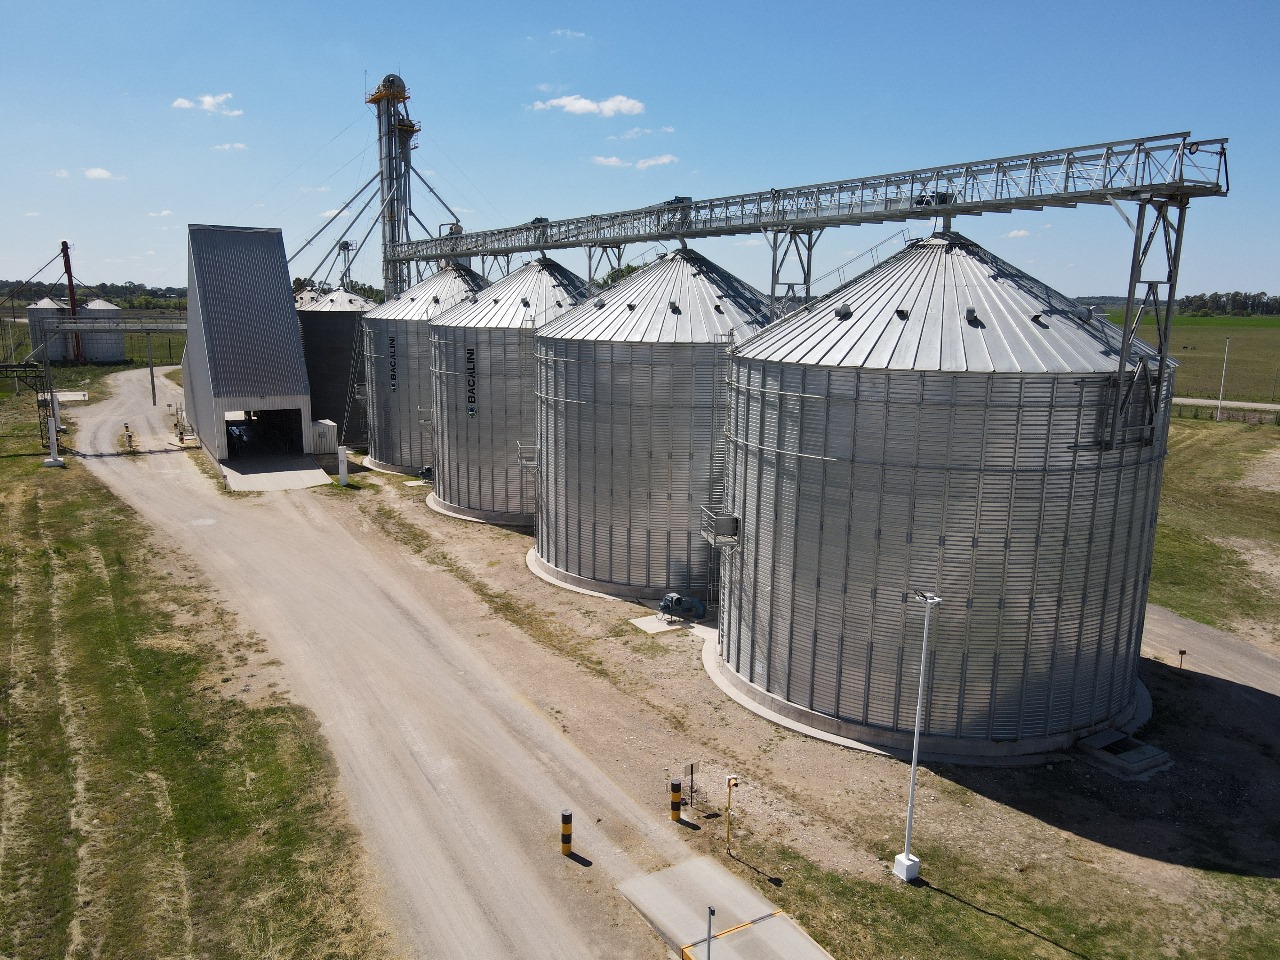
[294,288,322,307]
[82,298,121,311]
[29,297,68,310]
[187,224,310,399]
[538,247,769,344]
[735,232,1156,374]
[431,257,589,330]
[297,288,376,313]
[364,261,489,322]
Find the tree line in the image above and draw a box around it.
[1,279,186,311]
[292,277,385,305]
[1177,291,1279,316]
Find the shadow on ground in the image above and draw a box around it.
[933,658,1280,877]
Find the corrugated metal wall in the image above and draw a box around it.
[536,339,721,598]
[299,311,362,427]
[720,361,1171,751]
[432,325,536,522]
[364,317,432,472]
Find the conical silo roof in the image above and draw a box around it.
[83,298,120,311]
[298,287,375,313]
[539,248,769,343]
[294,288,322,308]
[436,257,589,330]
[364,261,489,322]
[30,297,68,309]
[736,232,1156,374]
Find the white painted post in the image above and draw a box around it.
[895,591,942,882]
[42,417,64,467]
[338,446,349,486]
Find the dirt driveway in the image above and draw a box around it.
[71,368,1280,959]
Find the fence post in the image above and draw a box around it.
[561,809,572,856]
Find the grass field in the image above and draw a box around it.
[0,375,398,959]
[1122,313,1280,403]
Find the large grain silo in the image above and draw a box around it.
[297,288,374,444]
[363,262,488,473]
[716,232,1171,760]
[534,248,770,599]
[429,257,588,525]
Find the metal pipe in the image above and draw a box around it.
[1217,337,1231,421]
[895,591,941,882]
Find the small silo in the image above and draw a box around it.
[534,248,770,599]
[363,262,489,473]
[717,232,1171,760]
[27,297,125,362]
[297,288,374,444]
[27,297,71,361]
[429,257,589,525]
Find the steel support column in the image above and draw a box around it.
[767,228,823,319]
[1105,196,1188,449]
[585,244,626,289]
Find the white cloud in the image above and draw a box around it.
[735,238,766,247]
[533,94,644,117]
[635,153,678,170]
[148,210,173,217]
[592,156,630,167]
[173,92,241,116]
[551,28,586,38]
[535,82,563,94]
[84,167,125,180]
[609,127,652,141]
[661,125,675,134]
[24,212,39,217]
[52,169,69,178]
[213,142,247,150]
[320,208,353,219]
[1003,229,1031,239]
[300,185,331,193]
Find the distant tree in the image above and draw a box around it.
[600,264,639,288]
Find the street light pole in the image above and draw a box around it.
[1217,336,1231,422]
[894,590,942,882]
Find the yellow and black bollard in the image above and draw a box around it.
[560,809,572,857]
[670,778,682,821]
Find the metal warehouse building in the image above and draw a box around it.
[533,248,770,599]
[716,233,1171,759]
[182,224,315,462]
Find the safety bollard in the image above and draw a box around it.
[561,809,572,856]
[670,778,682,821]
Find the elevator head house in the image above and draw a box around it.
[183,224,315,461]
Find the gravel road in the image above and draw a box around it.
[73,369,678,959]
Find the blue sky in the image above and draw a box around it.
[4,0,1276,298]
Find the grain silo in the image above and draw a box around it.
[297,288,374,444]
[26,297,125,362]
[429,257,588,525]
[363,262,489,473]
[534,248,770,599]
[716,232,1171,759]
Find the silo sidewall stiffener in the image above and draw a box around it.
[431,324,537,524]
[536,338,720,600]
[719,361,1171,760]
[363,317,432,474]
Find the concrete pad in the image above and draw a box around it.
[221,456,331,491]
[631,615,681,635]
[54,390,90,402]
[403,480,428,487]
[619,857,832,959]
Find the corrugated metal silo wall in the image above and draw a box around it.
[720,361,1172,746]
[432,325,536,520]
[80,331,126,362]
[299,311,361,427]
[27,309,69,362]
[536,338,720,597]
[363,317,432,471]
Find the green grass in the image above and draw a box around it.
[0,386,396,957]
[1147,419,1280,631]
[1118,313,1280,403]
